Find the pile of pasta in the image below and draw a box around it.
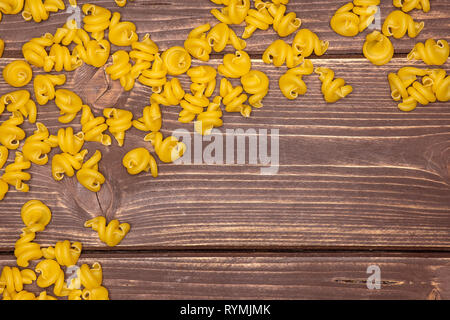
[0,199,130,300]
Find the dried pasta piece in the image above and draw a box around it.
[263,39,303,68]
[145,132,186,163]
[218,50,251,78]
[179,89,210,124]
[133,103,162,133]
[0,112,26,150]
[267,2,301,37]
[103,108,133,147]
[82,286,109,300]
[22,0,65,23]
[0,0,25,17]
[0,146,7,169]
[0,266,36,295]
[184,24,212,62]
[211,0,250,25]
[242,2,273,39]
[14,228,41,267]
[0,90,37,123]
[207,23,246,52]
[382,10,424,39]
[80,105,111,146]
[363,30,394,66]
[292,29,329,58]
[85,217,130,247]
[408,39,449,66]
[195,96,223,135]
[82,3,112,40]
[2,152,31,193]
[0,179,8,201]
[76,150,105,192]
[388,67,430,101]
[42,240,82,267]
[279,59,314,100]
[220,78,251,117]
[79,262,103,290]
[108,11,138,47]
[115,0,133,7]
[51,150,87,181]
[20,199,52,232]
[3,60,33,87]
[138,53,168,93]
[428,69,450,102]
[187,65,217,98]
[330,2,360,37]
[22,33,54,70]
[150,78,185,106]
[161,46,192,76]
[0,39,4,57]
[315,67,353,103]
[393,0,430,13]
[105,50,134,91]
[22,123,54,165]
[130,33,158,65]
[33,74,66,105]
[353,0,379,33]
[74,39,111,68]
[123,147,158,177]
[35,259,71,297]
[55,89,83,124]
[241,70,269,108]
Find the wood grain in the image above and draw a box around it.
[0,253,449,300]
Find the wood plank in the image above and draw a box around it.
[0,253,448,299]
[0,0,448,57]
[0,57,449,250]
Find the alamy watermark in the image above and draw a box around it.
[367,5,382,31]
[367,265,381,290]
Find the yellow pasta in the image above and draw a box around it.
[22,33,54,70]
[0,266,36,295]
[138,53,168,93]
[0,38,4,57]
[82,3,112,41]
[49,43,83,72]
[122,147,158,177]
[80,105,111,146]
[0,90,37,123]
[14,228,41,267]
[22,123,54,165]
[0,178,8,201]
[241,70,269,108]
[76,150,105,192]
[179,90,210,124]
[218,50,251,78]
[105,50,135,92]
[398,79,436,111]
[35,259,71,297]
[51,150,87,181]
[388,67,429,101]
[393,0,430,13]
[85,216,130,247]
[0,146,7,169]
[130,33,158,65]
[150,77,185,106]
[33,74,66,105]
[0,112,26,150]
[115,0,133,7]
[408,39,449,66]
[211,0,250,25]
[382,10,424,39]
[220,78,252,117]
[279,59,314,100]
[353,0,379,32]
[103,108,133,147]
[161,46,192,76]
[74,39,111,68]
[55,89,83,123]
[330,3,360,37]
[188,65,217,98]
[108,11,138,47]
[242,2,273,39]
[195,96,223,135]
[267,2,301,37]
[49,127,84,156]
[428,69,450,102]
[42,240,82,267]
[0,0,24,18]
[2,152,31,193]
[82,286,109,300]
[363,30,394,66]
[2,290,36,300]
[207,23,246,52]
[263,39,303,68]
[3,60,33,88]
[315,67,353,103]
[292,29,329,58]
[133,103,162,133]
[21,199,52,232]
[37,291,57,300]
[79,262,103,290]
[52,22,89,47]
[144,132,186,163]
[22,0,65,23]
[184,24,212,62]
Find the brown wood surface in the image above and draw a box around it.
[0,0,449,300]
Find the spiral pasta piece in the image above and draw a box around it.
[130,33,158,65]
[0,266,36,295]
[33,74,66,105]
[0,146,7,169]
[179,90,210,124]
[0,39,4,57]
[363,30,394,66]
[195,96,223,135]
[21,199,52,232]
[76,150,105,192]
[80,105,111,146]
[263,39,303,68]
[393,0,430,13]
[0,90,37,124]
[188,65,217,98]
[52,22,89,46]
[22,0,65,23]
[105,50,134,91]
[133,103,162,133]
[315,67,353,103]
[0,0,25,17]
[42,240,82,267]
[123,147,158,177]
[353,0,379,32]
[22,123,54,165]
[330,3,360,37]
[218,50,251,78]
[150,78,185,106]
[0,112,26,150]
[242,2,273,39]
[220,78,251,117]
[211,0,250,25]
[2,290,37,300]
[47,43,83,72]
[2,152,31,193]
[22,33,54,70]
[14,228,41,267]
[207,23,246,52]
[82,286,109,300]
[55,89,83,124]
[49,127,85,156]
[398,79,436,111]
[161,46,192,76]
[51,150,87,181]
[145,132,186,163]
[184,24,212,62]
[79,262,102,290]
[82,3,112,40]
[138,53,168,93]
[0,178,8,201]
[74,39,111,68]
[104,108,133,147]
[241,70,269,108]
[279,59,314,100]
[3,60,33,88]
[115,0,133,7]
[388,67,430,100]
[428,69,450,102]
[382,10,424,39]
[37,291,57,300]
[292,29,329,58]
[108,11,138,47]
[85,216,130,247]
[408,39,449,66]
[35,259,71,297]
[267,2,301,37]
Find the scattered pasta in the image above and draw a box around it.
[241,70,270,108]
[220,78,252,117]
[34,74,66,105]
[123,147,158,177]
[315,67,353,103]
[211,0,251,25]
[0,112,26,150]
[218,50,252,78]
[80,105,111,146]
[85,216,130,247]
[108,12,138,47]
[263,39,303,68]
[42,240,82,267]
[133,103,162,133]
[407,39,449,66]
[3,60,33,87]
[55,89,83,124]
[0,90,37,123]
[393,0,430,13]
[161,46,192,76]
[195,96,224,135]
[22,123,54,165]
[292,29,329,58]
[22,0,65,23]
[76,150,105,192]
[363,30,394,66]
[382,10,424,39]
[279,59,314,100]
[104,108,134,147]
[144,132,186,163]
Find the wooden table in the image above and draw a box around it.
[0,0,449,300]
